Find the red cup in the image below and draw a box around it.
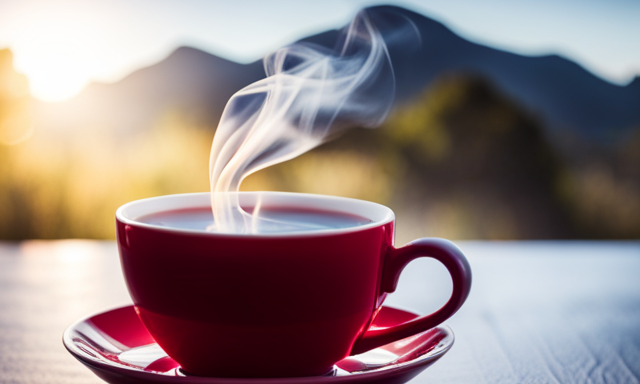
[116,192,471,378]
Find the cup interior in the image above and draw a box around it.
[116,192,394,237]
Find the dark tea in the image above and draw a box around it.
[137,206,373,233]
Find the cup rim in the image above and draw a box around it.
[116,192,395,238]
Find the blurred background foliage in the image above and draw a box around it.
[1,48,639,242]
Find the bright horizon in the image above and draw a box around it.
[1,0,639,102]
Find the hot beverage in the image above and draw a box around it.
[116,192,472,378]
[137,206,372,234]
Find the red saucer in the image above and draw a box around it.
[63,305,453,384]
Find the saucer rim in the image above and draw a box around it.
[63,305,454,383]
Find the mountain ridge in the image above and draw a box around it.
[34,5,640,143]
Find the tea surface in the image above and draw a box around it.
[137,207,372,233]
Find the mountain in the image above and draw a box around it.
[33,5,640,143]
[32,47,264,134]
[300,6,640,143]
[628,76,640,93]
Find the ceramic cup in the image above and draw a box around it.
[115,192,472,378]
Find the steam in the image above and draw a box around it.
[209,9,395,233]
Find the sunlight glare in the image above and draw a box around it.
[10,6,101,102]
[14,38,95,102]
[24,53,89,102]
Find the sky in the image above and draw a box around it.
[0,0,638,102]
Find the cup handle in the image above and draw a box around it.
[351,238,472,355]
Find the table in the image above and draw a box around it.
[0,241,639,383]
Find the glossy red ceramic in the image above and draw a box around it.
[115,192,471,378]
[63,305,454,384]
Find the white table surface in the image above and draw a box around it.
[0,241,639,383]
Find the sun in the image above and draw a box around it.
[13,38,95,103]
[19,55,90,102]
[6,4,104,103]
